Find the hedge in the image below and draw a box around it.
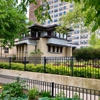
[73,47,100,60]
[0,62,100,79]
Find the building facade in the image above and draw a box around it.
[0,46,16,57]
[15,24,77,58]
[29,0,90,48]
[29,0,43,23]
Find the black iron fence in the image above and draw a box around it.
[0,57,100,79]
[0,74,100,100]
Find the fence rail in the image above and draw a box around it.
[0,74,100,100]
[0,57,100,79]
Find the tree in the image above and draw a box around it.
[59,0,100,32]
[0,0,29,47]
[56,3,86,34]
[89,33,100,48]
[0,0,51,47]
[1,0,100,47]
[30,0,100,31]
[56,2,97,34]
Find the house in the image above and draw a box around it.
[15,24,78,58]
[0,46,16,58]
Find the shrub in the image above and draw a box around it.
[28,87,39,99]
[0,62,9,69]
[0,62,100,79]
[0,80,28,100]
[11,63,24,70]
[73,47,100,60]
[41,91,51,97]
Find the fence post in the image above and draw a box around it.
[9,57,11,69]
[24,57,26,71]
[16,76,20,83]
[44,57,46,73]
[70,56,74,76]
[51,82,54,97]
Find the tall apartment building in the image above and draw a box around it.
[29,0,90,48]
[29,0,43,23]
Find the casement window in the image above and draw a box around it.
[48,46,63,53]
[48,46,51,52]
[4,48,9,53]
[60,47,63,53]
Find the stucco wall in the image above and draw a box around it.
[36,38,72,57]
[0,69,100,90]
[27,45,35,56]
[0,46,16,57]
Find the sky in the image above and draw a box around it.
[18,0,29,18]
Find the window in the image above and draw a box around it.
[59,8,62,11]
[36,32,38,37]
[4,48,9,53]
[48,10,53,14]
[74,30,79,34]
[54,4,58,8]
[54,9,58,13]
[54,0,58,3]
[60,47,63,53]
[54,19,58,22]
[54,14,58,17]
[57,47,59,52]
[48,46,63,53]
[48,20,51,24]
[48,1,52,4]
[81,28,88,33]
[59,12,62,16]
[64,6,66,9]
[48,46,51,52]
[63,11,66,14]
[52,46,55,52]
[70,4,73,8]
[74,36,79,39]
[31,31,36,37]
[74,41,79,45]
[80,41,83,44]
[50,6,53,9]
[59,3,62,6]
[42,4,45,7]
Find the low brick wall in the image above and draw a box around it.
[0,69,100,90]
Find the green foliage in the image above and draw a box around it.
[0,81,28,100]
[72,93,82,100]
[12,55,16,61]
[0,0,29,47]
[0,0,100,47]
[89,33,100,48]
[56,3,88,34]
[73,47,100,60]
[39,97,51,100]
[39,92,82,100]
[41,91,51,97]
[11,63,24,70]
[0,62,100,79]
[28,87,39,99]
[57,0,100,32]
[30,49,43,55]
